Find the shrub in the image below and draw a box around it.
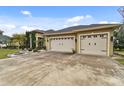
[33,48,39,52]
[42,46,46,50]
[28,48,32,51]
[6,46,18,49]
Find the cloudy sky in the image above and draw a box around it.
[0,6,122,36]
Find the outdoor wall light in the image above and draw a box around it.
[75,38,77,42]
[111,36,113,42]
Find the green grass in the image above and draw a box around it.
[116,51,124,55]
[0,49,19,59]
[115,59,124,65]
[114,50,124,56]
[114,50,124,65]
[115,50,124,65]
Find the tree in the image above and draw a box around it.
[114,25,124,50]
[11,34,26,49]
[116,7,124,50]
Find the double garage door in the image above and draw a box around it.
[50,36,75,52]
[49,33,108,56]
[80,33,108,56]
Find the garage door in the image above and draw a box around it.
[50,36,75,52]
[80,33,108,56]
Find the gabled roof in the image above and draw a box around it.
[44,24,120,35]
[29,24,120,35]
[45,29,55,33]
[30,29,45,34]
[57,24,118,32]
[29,29,55,34]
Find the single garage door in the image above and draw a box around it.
[50,36,75,52]
[80,33,108,56]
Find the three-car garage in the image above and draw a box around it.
[45,24,118,56]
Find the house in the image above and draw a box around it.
[26,24,119,56]
[26,30,45,49]
[0,30,10,48]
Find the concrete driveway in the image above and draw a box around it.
[0,51,124,86]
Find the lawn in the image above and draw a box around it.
[114,50,124,65]
[115,59,124,65]
[0,49,19,59]
[115,51,124,56]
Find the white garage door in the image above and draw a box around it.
[80,33,108,56]
[50,36,75,52]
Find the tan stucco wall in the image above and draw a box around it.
[45,36,49,50]
[35,33,44,47]
[109,31,113,56]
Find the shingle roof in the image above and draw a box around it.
[53,24,118,32]
[43,29,55,34]
[29,24,120,35]
[44,24,120,35]
[30,29,45,33]
[29,29,55,34]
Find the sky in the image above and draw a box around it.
[0,6,122,36]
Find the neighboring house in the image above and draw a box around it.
[26,24,119,56]
[0,30,10,48]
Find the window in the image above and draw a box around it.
[93,35,97,38]
[83,36,86,38]
[89,43,91,45]
[104,34,107,38]
[111,36,113,41]
[94,43,96,45]
[100,34,104,37]
[38,37,42,40]
[88,35,91,38]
